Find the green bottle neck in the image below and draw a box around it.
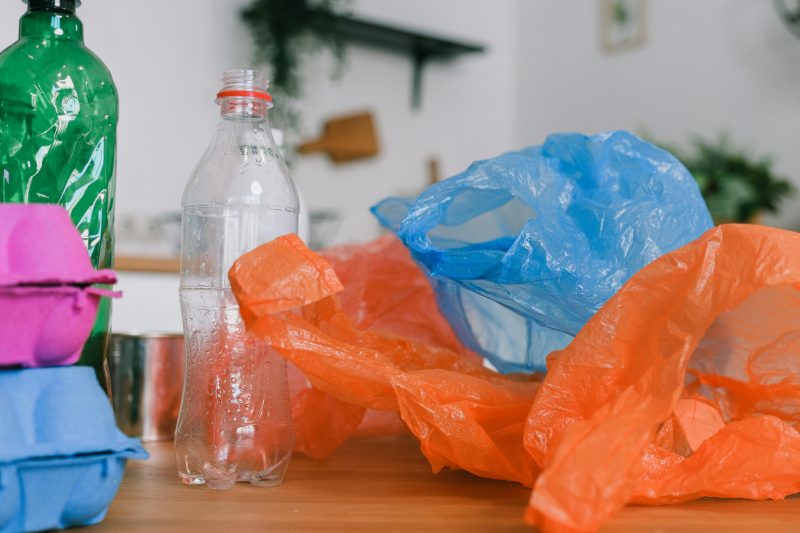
[19,9,84,42]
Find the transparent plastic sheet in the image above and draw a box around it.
[230,227,800,531]
[373,131,713,373]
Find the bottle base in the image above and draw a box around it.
[179,472,208,487]
[240,471,286,488]
[178,462,290,490]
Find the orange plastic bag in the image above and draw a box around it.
[229,234,542,485]
[321,237,470,443]
[524,224,800,531]
[229,226,800,531]
[265,236,492,459]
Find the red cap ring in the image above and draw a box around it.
[216,90,272,102]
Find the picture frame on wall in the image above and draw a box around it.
[600,0,647,53]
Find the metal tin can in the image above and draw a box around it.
[109,332,184,441]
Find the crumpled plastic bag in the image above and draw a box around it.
[230,225,800,532]
[229,233,542,485]
[524,223,800,531]
[321,237,471,355]
[373,131,713,373]
[279,235,483,459]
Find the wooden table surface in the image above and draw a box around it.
[115,254,180,273]
[87,435,800,532]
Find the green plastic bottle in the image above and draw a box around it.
[0,0,117,381]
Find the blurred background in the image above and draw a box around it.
[1,0,798,331]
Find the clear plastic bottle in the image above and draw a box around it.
[175,70,298,490]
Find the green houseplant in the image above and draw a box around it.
[678,135,794,223]
[666,136,794,224]
[241,0,351,131]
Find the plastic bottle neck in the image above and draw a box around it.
[219,97,269,123]
[20,6,83,42]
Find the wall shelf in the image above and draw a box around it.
[316,14,486,109]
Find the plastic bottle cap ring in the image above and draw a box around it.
[216,90,272,102]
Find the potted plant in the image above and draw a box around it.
[241,0,351,132]
[667,135,794,224]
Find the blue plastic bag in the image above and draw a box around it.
[373,131,713,373]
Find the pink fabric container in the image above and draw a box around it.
[0,204,119,368]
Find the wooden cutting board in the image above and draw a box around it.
[297,112,379,164]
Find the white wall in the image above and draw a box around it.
[0,0,519,247]
[293,0,519,244]
[0,0,519,332]
[6,0,796,235]
[4,0,800,333]
[515,0,800,229]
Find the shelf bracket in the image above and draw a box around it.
[411,48,431,110]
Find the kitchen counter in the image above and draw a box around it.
[89,435,800,532]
